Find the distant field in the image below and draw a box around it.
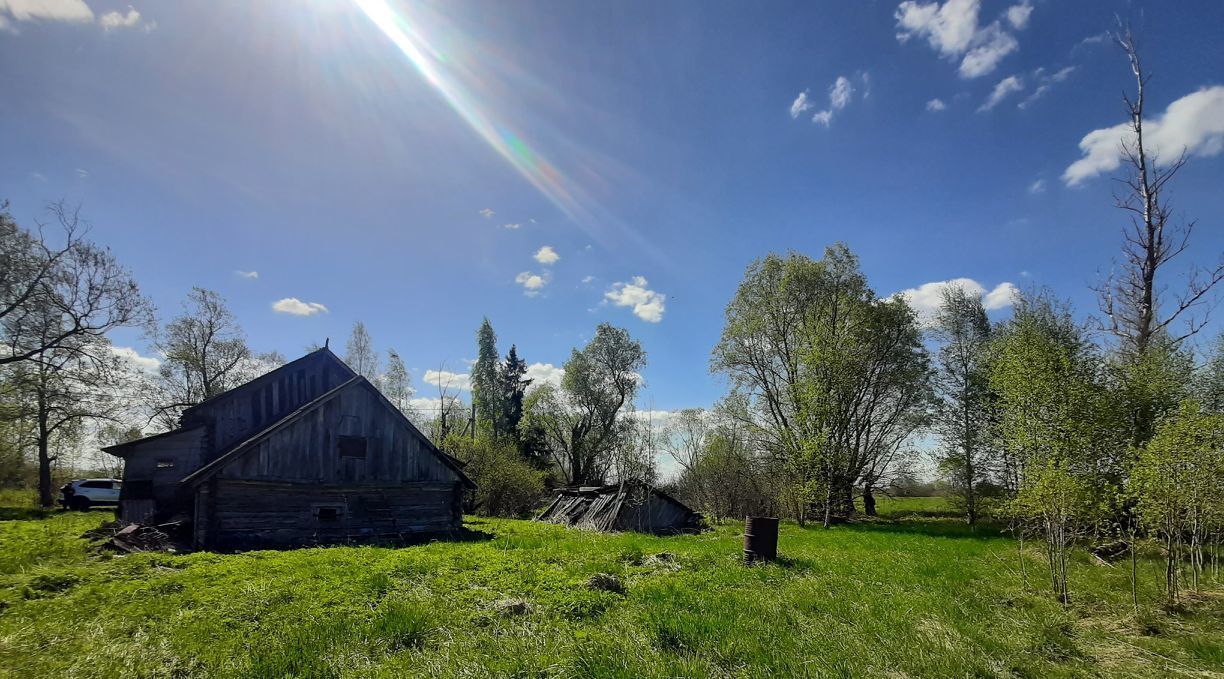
[0,495,1221,678]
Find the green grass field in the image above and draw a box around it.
[0,494,1220,678]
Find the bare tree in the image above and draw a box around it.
[1,201,151,367]
[345,321,379,379]
[149,288,253,429]
[1097,29,1224,355]
[8,321,135,505]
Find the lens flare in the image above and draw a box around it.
[353,0,586,223]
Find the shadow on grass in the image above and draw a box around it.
[0,506,115,521]
[793,514,1009,540]
[0,507,56,521]
[848,519,1008,540]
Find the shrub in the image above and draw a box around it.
[444,434,546,518]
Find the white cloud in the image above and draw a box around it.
[860,72,872,99]
[983,282,1019,310]
[1063,86,1224,186]
[958,23,1017,78]
[423,369,471,391]
[0,0,94,24]
[271,297,329,316]
[926,98,947,112]
[1028,178,1046,194]
[76,168,88,178]
[1005,2,1032,30]
[895,0,1024,79]
[533,245,560,265]
[798,75,858,128]
[829,76,854,110]
[605,276,666,323]
[515,270,550,296]
[503,223,520,230]
[978,75,1023,112]
[99,6,139,30]
[109,345,160,374]
[581,275,595,284]
[234,270,258,279]
[1017,66,1075,109]
[789,90,812,119]
[479,208,494,218]
[524,362,565,389]
[895,278,1019,322]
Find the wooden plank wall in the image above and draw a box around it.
[201,479,461,549]
[184,352,349,456]
[218,382,455,485]
[121,427,207,516]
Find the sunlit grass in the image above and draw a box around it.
[0,497,1219,677]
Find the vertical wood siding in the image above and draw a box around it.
[182,352,350,456]
[218,382,454,484]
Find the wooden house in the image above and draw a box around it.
[537,480,703,535]
[104,348,475,550]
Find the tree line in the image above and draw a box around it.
[664,33,1224,608]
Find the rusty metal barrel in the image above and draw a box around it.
[743,516,779,563]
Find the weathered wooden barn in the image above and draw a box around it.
[105,348,475,550]
[537,480,703,535]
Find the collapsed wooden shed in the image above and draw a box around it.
[105,347,475,550]
[537,480,703,535]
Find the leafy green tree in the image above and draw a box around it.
[1196,332,1224,413]
[990,292,1121,602]
[932,284,995,524]
[1129,401,1224,602]
[711,245,930,526]
[520,323,645,485]
[470,318,501,434]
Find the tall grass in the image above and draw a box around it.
[0,497,1219,678]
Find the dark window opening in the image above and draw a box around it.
[338,435,368,459]
[156,459,175,469]
[313,505,343,521]
[80,480,113,489]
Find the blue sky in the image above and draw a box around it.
[2,0,1223,416]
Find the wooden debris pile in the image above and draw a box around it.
[83,521,183,553]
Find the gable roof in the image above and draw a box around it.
[180,376,475,489]
[179,347,355,421]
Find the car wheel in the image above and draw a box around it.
[70,496,91,511]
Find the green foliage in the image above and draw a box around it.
[932,284,995,524]
[1129,400,1224,601]
[470,318,502,434]
[521,324,645,485]
[711,245,930,524]
[445,434,546,518]
[1,498,1221,677]
[990,293,1121,601]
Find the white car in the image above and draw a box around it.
[59,478,122,510]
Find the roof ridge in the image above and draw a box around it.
[179,375,362,486]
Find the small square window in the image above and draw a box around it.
[156,459,175,469]
[337,436,367,459]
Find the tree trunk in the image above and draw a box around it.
[37,401,54,508]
